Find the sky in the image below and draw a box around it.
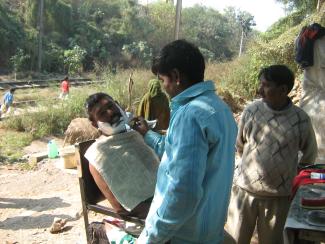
[139,0,286,32]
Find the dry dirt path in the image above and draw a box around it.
[0,140,104,244]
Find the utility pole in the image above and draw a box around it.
[174,0,182,40]
[38,0,44,73]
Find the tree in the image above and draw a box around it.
[182,5,234,60]
[10,48,30,80]
[276,0,318,14]
[237,11,255,56]
[0,1,25,69]
[64,45,86,74]
[147,2,175,52]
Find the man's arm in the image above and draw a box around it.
[299,119,318,165]
[236,110,247,156]
[138,114,208,243]
[143,130,165,159]
[132,116,166,158]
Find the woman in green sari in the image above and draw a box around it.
[137,79,170,131]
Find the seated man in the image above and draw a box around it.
[84,92,159,218]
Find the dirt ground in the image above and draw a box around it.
[0,138,105,244]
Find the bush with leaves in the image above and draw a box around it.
[122,41,152,67]
[10,48,30,78]
[64,45,87,74]
[43,42,64,73]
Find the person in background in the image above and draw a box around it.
[137,78,170,131]
[296,23,325,164]
[59,76,70,99]
[227,65,317,244]
[132,39,237,243]
[0,88,16,117]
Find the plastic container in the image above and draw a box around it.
[310,172,325,180]
[59,146,76,169]
[48,140,59,159]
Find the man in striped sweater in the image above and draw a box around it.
[227,65,317,244]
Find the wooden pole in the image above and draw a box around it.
[127,71,134,112]
[174,0,182,40]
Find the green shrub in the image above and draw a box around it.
[2,70,155,139]
[64,45,87,74]
[0,130,33,163]
[3,92,88,139]
[212,7,325,100]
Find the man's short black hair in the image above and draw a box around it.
[85,92,113,120]
[151,39,205,84]
[258,65,295,93]
[10,88,16,93]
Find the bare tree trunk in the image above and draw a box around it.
[317,0,324,11]
[37,0,44,73]
[174,0,182,40]
[239,28,244,57]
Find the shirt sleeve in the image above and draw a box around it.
[138,112,208,243]
[299,118,318,165]
[144,130,166,159]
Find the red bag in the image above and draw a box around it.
[291,169,325,198]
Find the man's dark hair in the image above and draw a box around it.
[9,88,16,93]
[151,39,205,84]
[85,92,113,120]
[258,65,295,93]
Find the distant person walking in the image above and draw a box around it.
[0,88,16,117]
[59,76,70,99]
[137,78,170,131]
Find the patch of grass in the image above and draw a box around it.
[3,92,89,139]
[0,130,33,164]
[14,87,58,102]
[16,160,38,171]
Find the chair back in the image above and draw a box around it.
[76,139,105,204]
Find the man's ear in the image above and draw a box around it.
[171,69,181,84]
[281,84,289,95]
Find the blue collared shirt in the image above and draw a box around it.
[138,81,237,243]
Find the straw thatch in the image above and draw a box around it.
[64,118,100,145]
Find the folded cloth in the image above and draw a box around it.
[292,169,325,198]
[85,130,159,210]
[301,197,325,209]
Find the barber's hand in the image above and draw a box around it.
[130,116,149,136]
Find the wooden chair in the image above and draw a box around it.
[75,140,145,243]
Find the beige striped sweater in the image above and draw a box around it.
[235,99,317,197]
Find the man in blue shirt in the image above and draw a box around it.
[1,88,16,117]
[133,40,237,243]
